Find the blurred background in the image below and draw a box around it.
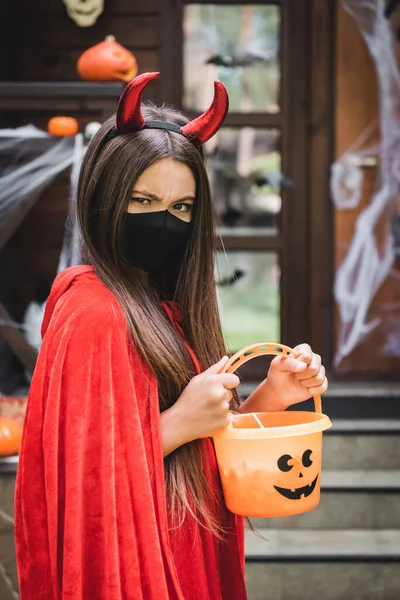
[0,0,399,598]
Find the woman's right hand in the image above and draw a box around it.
[160,356,241,455]
[175,355,241,443]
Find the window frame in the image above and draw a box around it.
[160,0,335,383]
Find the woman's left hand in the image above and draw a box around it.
[264,343,328,410]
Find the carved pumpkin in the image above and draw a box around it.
[77,35,138,82]
[0,418,23,456]
[48,116,79,136]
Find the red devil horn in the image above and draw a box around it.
[181,81,229,144]
[116,72,160,133]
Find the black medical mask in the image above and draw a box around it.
[123,210,192,273]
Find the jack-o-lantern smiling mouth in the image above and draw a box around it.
[114,66,138,81]
[274,475,318,500]
[274,449,318,500]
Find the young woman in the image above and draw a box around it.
[15,73,328,600]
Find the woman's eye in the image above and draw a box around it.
[132,197,150,205]
[131,199,193,212]
[174,203,192,213]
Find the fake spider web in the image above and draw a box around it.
[0,126,85,331]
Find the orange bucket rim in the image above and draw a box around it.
[213,411,332,439]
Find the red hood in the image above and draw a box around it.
[41,265,181,338]
[41,265,95,337]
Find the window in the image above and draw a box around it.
[216,250,280,352]
[183,3,283,361]
[205,127,281,232]
[162,0,312,380]
[183,5,281,113]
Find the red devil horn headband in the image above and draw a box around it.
[109,71,229,145]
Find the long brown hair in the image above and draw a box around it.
[77,101,239,534]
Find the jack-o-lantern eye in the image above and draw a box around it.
[277,454,293,472]
[302,449,313,467]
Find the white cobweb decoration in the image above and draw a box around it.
[0,126,86,332]
[331,0,400,366]
[0,126,85,259]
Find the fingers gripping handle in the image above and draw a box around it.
[220,343,322,414]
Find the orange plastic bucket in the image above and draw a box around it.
[213,343,332,518]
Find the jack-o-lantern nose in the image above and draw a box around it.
[299,472,304,478]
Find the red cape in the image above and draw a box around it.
[15,265,246,599]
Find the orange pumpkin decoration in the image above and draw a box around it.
[48,116,79,137]
[0,418,23,457]
[77,35,138,82]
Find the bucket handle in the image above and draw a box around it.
[220,342,322,414]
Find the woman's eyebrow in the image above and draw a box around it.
[132,190,160,200]
[131,190,195,202]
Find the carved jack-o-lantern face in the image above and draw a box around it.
[274,449,318,500]
[77,36,138,82]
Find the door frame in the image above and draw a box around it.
[160,0,335,380]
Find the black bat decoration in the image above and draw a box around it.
[253,174,294,190]
[206,53,269,68]
[217,269,246,287]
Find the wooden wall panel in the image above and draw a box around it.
[14,49,160,82]
[0,1,14,80]
[13,1,161,83]
[19,15,160,47]
[307,0,334,367]
[17,0,159,13]
[0,0,162,325]
[334,5,400,376]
